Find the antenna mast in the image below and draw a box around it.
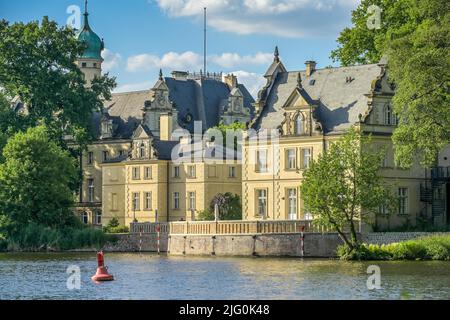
[203,7,207,79]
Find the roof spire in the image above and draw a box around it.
[82,0,90,30]
[274,46,280,63]
[159,69,163,81]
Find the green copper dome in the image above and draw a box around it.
[76,4,104,60]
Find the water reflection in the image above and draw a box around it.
[0,253,449,300]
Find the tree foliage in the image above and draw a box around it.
[0,126,79,229]
[0,17,116,149]
[300,128,396,251]
[198,193,242,221]
[331,0,449,167]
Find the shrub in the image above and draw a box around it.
[338,235,450,261]
[5,223,107,251]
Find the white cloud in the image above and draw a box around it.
[102,49,121,72]
[127,51,272,73]
[210,52,272,69]
[230,70,266,98]
[155,0,359,37]
[127,51,202,72]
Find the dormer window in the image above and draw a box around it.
[139,143,146,158]
[295,115,304,135]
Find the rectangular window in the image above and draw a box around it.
[286,149,296,170]
[102,151,109,162]
[132,167,141,180]
[87,152,94,165]
[132,192,140,211]
[256,189,268,217]
[111,193,118,211]
[88,179,94,203]
[287,188,297,220]
[173,192,180,210]
[256,150,268,173]
[188,165,196,178]
[119,150,125,157]
[144,167,152,180]
[398,188,409,215]
[94,212,102,225]
[173,166,180,178]
[229,166,237,178]
[81,62,87,68]
[145,192,152,210]
[188,192,196,210]
[302,149,311,169]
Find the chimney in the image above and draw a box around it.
[223,74,238,89]
[171,71,188,81]
[305,61,317,77]
[160,112,173,141]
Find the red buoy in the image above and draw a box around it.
[91,251,114,282]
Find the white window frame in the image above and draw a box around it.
[398,188,409,215]
[174,192,180,210]
[188,165,196,178]
[188,192,196,211]
[256,150,268,173]
[88,179,95,203]
[256,189,268,217]
[132,167,140,180]
[132,192,140,211]
[287,188,298,220]
[286,149,296,170]
[302,148,311,169]
[145,192,152,211]
[87,152,94,165]
[173,166,180,178]
[144,166,152,180]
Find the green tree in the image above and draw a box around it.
[300,128,396,251]
[0,17,116,149]
[331,0,450,167]
[0,125,79,229]
[387,0,450,167]
[198,193,243,221]
[207,122,246,151]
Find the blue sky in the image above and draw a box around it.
[0,0,360,97]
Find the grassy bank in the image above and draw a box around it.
[338,234,450,261]
[0,223,116,252]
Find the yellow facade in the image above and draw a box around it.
[101,158,242,226]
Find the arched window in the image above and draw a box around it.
[139,143,145,158]
[295,114,304,135]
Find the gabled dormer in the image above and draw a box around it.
[221,84,251,125]
[100,108,114,140]
[131,124,154,160]
[280,73,322,136]
[142,70,179,138]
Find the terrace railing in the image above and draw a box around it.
[130,220,338,235]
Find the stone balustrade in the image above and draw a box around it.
[130,220,336,235]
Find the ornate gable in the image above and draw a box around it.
[279,73,322,136]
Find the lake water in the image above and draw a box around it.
[0,253,449,300]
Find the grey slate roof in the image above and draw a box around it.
[254,64,383,134]
[93,77,255,139]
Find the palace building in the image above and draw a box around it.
[75,5,254,226]
[241,49,450,230]
[67,5,449,230]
